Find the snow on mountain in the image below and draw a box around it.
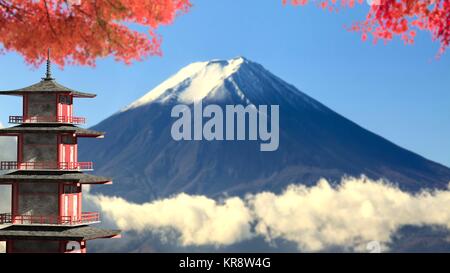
[124,57,247,110]
[123,56,324,112]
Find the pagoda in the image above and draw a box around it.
[0,52,120,253]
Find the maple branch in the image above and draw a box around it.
[43,0,59,39]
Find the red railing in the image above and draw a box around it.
[9,115,86,124]
[0,161,94,171]
[0,212,100,226]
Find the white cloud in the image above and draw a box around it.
[250,177,450,251]
[89,177,450,252]
[88,193,253,246]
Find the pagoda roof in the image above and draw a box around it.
[0,171,112,184]
[0,124,104,137]
[0,79,96,98]
[0,51,96,98]
[0,225,120,241]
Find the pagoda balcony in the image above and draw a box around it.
[9,115,86,125]
[0,212,100,226]
[0,161,94,171]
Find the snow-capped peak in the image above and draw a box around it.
[123,57,248,111]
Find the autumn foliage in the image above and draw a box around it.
[0,0,191,67]
[1,1,448,67]
[284,0,450,55]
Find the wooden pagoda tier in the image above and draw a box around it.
[0,124,104,172]
[0,53,120,253]
[0,226,120,253]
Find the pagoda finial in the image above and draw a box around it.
[43,48,54,81]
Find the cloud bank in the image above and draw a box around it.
[89,177,450,252]
[250,177,450,251]
[88,194,253,246]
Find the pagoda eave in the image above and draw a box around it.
[0,171,113,185]
[0,125,105,138]
[0,225,120,241]
[0,91,96,98]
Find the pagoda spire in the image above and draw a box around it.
[43,48,54,81]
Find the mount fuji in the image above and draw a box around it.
[79,57,450,202]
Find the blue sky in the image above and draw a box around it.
[0,0,449,167]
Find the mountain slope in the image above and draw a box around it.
[80,57,450,202]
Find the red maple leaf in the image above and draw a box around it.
[283,0,450,56]
[0,0,191,67]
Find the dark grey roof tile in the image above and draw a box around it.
[0,225,120,241]
[0,171,112,184]
[0,124,104,137]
